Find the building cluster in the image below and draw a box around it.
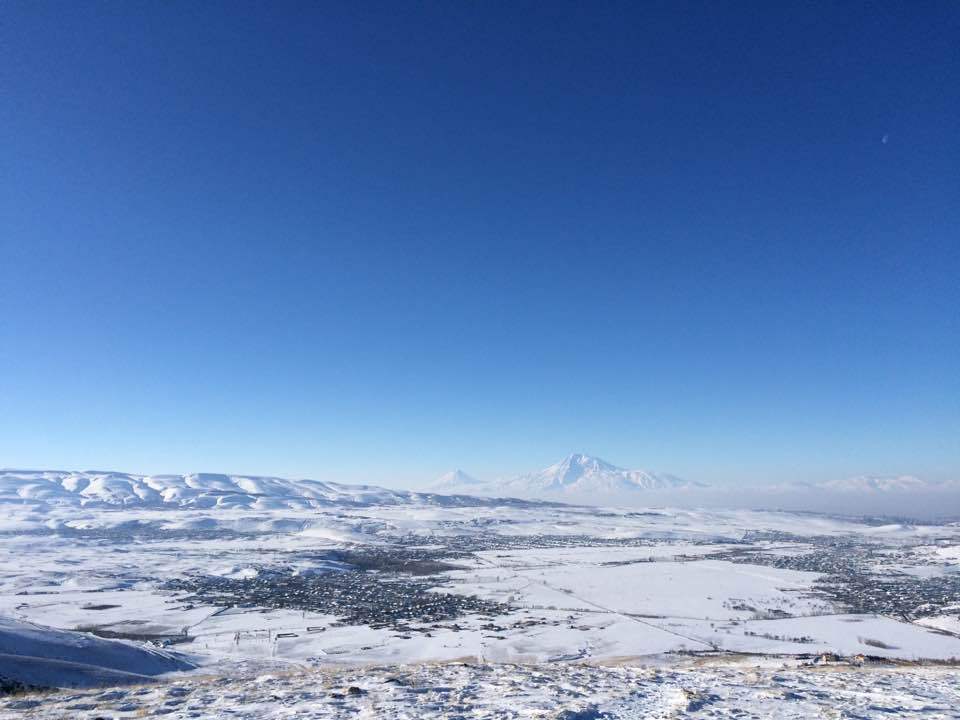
[165,564,505,628]
[720,534,960,619]
[393,532,690,552]
[817,571,960,619]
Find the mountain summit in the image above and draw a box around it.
[422,454,699,499]
[499,453,702,496]
[431,469,483,491]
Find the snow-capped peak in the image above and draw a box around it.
[543,453,622,484]
[432,469,483,488]
[501,453,703,495]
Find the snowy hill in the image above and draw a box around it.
[499,453,703,496]
[0,616,194,689]
[0,469,543,511]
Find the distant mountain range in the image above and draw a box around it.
[431,453,704,498]
[430,456,956,500]
[0,469,544,511]
[2,463,952,513]
[801,475,958,493]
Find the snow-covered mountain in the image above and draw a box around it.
[498,453,703,496]
[430,469,484,493]
[816,475,955,493]
[0,469,542,511]
[433,454,701,499]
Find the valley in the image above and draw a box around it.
[1,469,959,717]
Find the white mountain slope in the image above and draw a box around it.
[489,453,703,497]
[0,469,543,511]
[0,616,194,689]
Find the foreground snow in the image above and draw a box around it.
[2,658,958,719]
[0,617,194,689]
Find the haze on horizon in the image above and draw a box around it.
[1,2,957,492]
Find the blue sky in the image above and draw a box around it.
[1,1,957,487]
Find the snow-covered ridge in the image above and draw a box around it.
[0,470,537,510]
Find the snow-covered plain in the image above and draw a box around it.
[1,468,959,717]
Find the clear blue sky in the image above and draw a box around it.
[1,1,957,487]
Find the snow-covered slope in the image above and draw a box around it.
[0,470,539,511]
[0,617,194,689]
